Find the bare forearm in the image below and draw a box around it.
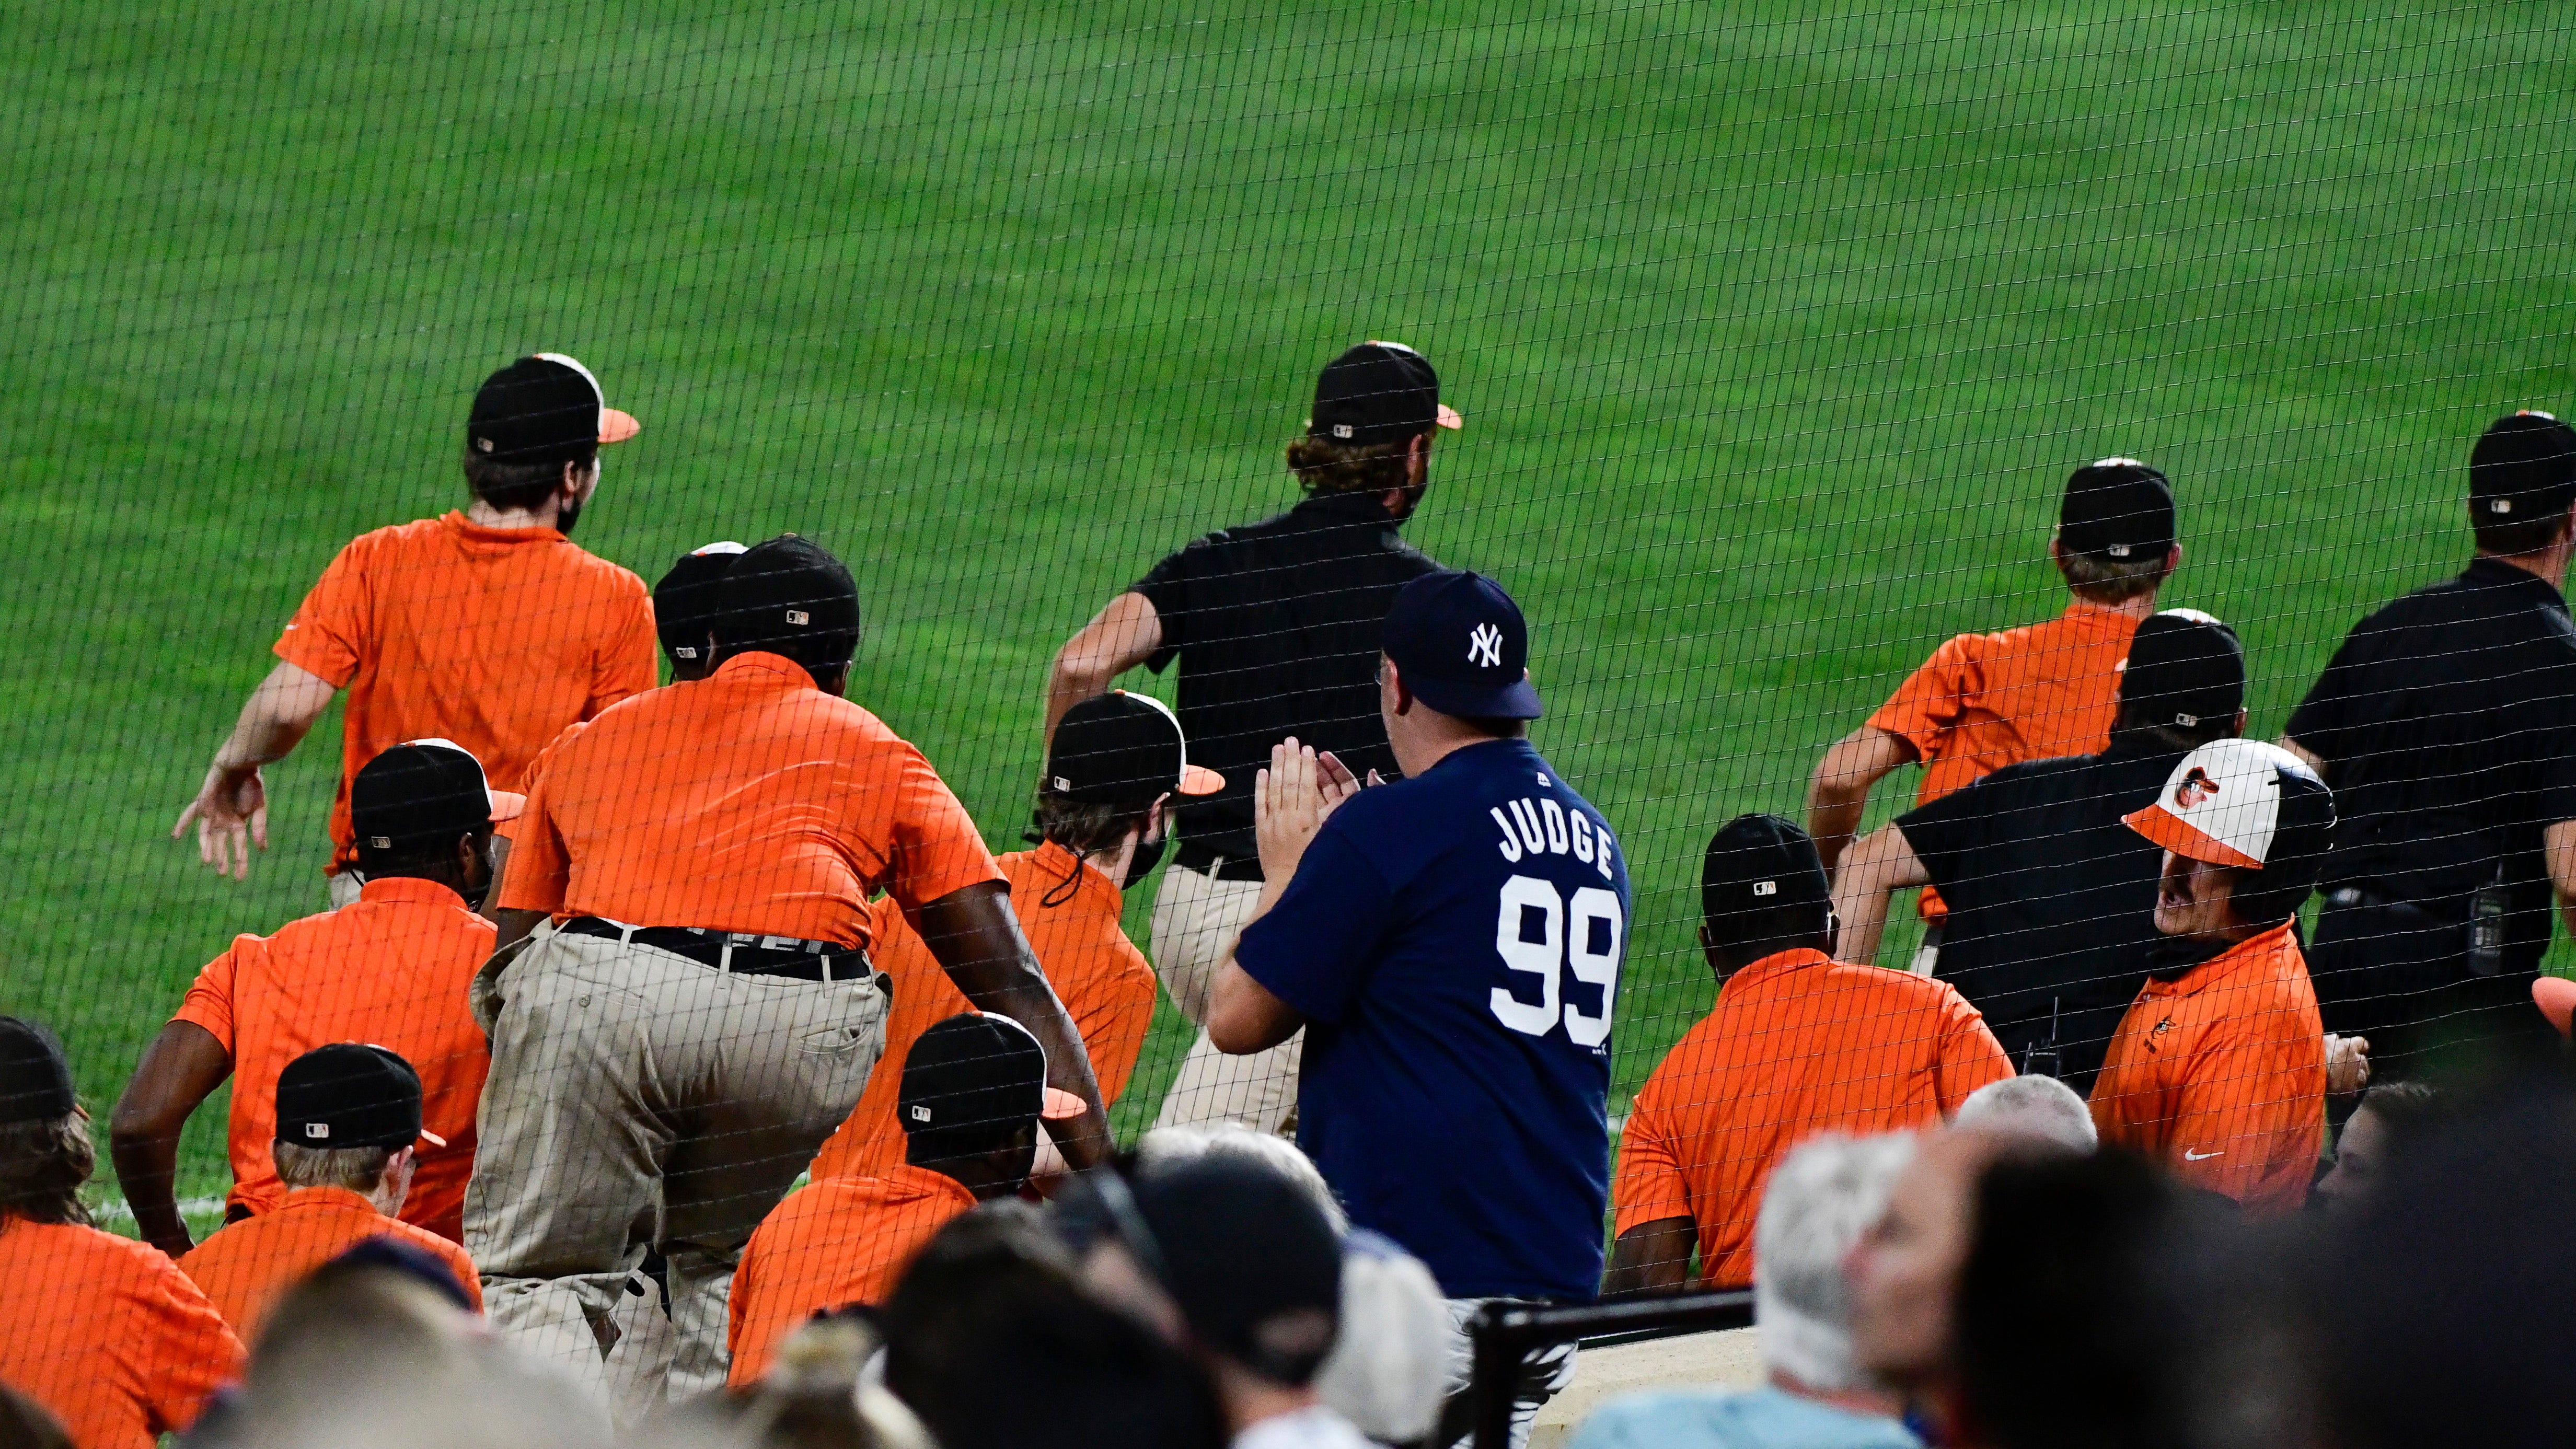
[1833,873,1895,968]
[1808,729,1912,876]
[1601,1221,1695,1298]
[110,1023,232,1258]
[109,1131,191,1257]
[1832,825,1926,968]
[921,884,1111,1166]
[1044,594,1161,744]
[214,662,336,769]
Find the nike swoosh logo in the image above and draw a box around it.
[2183,1149,2224,1161]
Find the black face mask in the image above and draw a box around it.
[1123,826,1169,890]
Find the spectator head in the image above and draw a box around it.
[899,1015,1079,1200]
[2054,458,2179,604]
[1700,814,1834,973]
[1845,1130,2072,1406]
[233,1258,606,1449]
[1954,1148,2189,1449]
[1315,1230,1448,1444]
[882,1202,1227,1449]
[2320,1072,2576,1449]
[0,1380,71,1449]
[1130,1152,1344,1410]
[1138,1123,1346,1232]
[1378,571,1543,745]
[709,535,863,693]
[1952,1075,2099,1151]
[2470,410,2576,558]
[2111,610,2246,751]
[0,1016,89,1228]
[1030,691,1223,892]
[2315,1080,2440,1213]
[460,353,634,534]
[271,1045,442,1216]
[1286,341,1460,518]
[323,1236,478,1314]
[2124,739,2335,937]
[348,739,516,899]
[1755,1132,1918,1395]
[653,541,746,680]
[634,1318,933,1449]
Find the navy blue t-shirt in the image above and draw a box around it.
[1235,737,1630,1301]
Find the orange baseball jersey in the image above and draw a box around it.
[178,1185,484,1341]
[726,1164,977,1385]
[1613,947,2011,1289]
[1867,602,2143,919]
[273,511,657,874]
[807,842,1159,1181]
[0,1218,245,1449]
[172,876,492,1243]
[496,651,1004,947]
[2088,922,2325,1216]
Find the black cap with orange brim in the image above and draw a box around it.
[1047,691,1223,804]
[468,352,640,462]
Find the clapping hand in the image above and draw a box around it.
[1254,737,1377,883]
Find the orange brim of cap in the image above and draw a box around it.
[419,1128,449,1149]
[1436,403,1463,431]
[2534,977,2576,1038]
[488,790,526,826]
[599,408,641,445]
[2122,803,2262,870]
[1041,1088,1088,1122]
[1177,764,1225,796]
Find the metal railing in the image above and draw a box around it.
[1466,1289,1758,1449]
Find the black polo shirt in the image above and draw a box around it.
[1132,491,1441,865]
[2285,557,2576,972]
[1897,739,2188,1091]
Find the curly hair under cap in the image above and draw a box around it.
[0,1112,95,1227]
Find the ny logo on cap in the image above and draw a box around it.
[1468,623,1503,668]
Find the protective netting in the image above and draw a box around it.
[3,0,2573,1437]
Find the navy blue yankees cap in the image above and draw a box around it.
[1381,570,1542,720]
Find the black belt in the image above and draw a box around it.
[557,917,874,982]
[1171,843,1266,883]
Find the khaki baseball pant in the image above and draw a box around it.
[466,924,887,1416]
[1149,862,1302,1133]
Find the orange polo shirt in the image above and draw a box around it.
[2089,923,2325,1217]
[273,511,656,873]
[726,1165,978,1385]
[1612,948,2011,1289]
[171,876,492,1244]
[178,1185,483,1341]
[496,652,1003,947]
[1867,602,2142,919]
[807,843,1159,1181]
[0,1218,244,1449]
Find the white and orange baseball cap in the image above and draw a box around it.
[2124,738,2337,921]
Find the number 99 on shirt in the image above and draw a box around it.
[1491,876,1624,1046]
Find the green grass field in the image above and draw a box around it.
[3,1,2572,1224]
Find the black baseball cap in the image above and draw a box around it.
[1047,692,1225,805]
[654,541,747,664]
[2059,458,2177,562]
[2119,609,2245,731]
[1381,570,1542,720]
[350,739,520,865]
[1132,1154,1343,1386]
[275,1044,445,1152]
[1307,341,1464,447]
[2470,411,2576,523]
[711,535,863,670]
[900,1014,1083,1139]
[1701,814,1831,936]
[0,1017,76,1126]
[465,353,639,464]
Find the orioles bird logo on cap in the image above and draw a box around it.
[2175,767,2220,809]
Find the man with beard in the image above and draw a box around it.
[173,353,656,905]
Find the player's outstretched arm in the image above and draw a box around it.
[171,659,338,882]
[1043,592,1163,746]
[1830,822,1929,969]
[1806,725,1917,877]
[1599,1218,1696,1298]
[917,880,1113,1169]
[109,1021,233,1259]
